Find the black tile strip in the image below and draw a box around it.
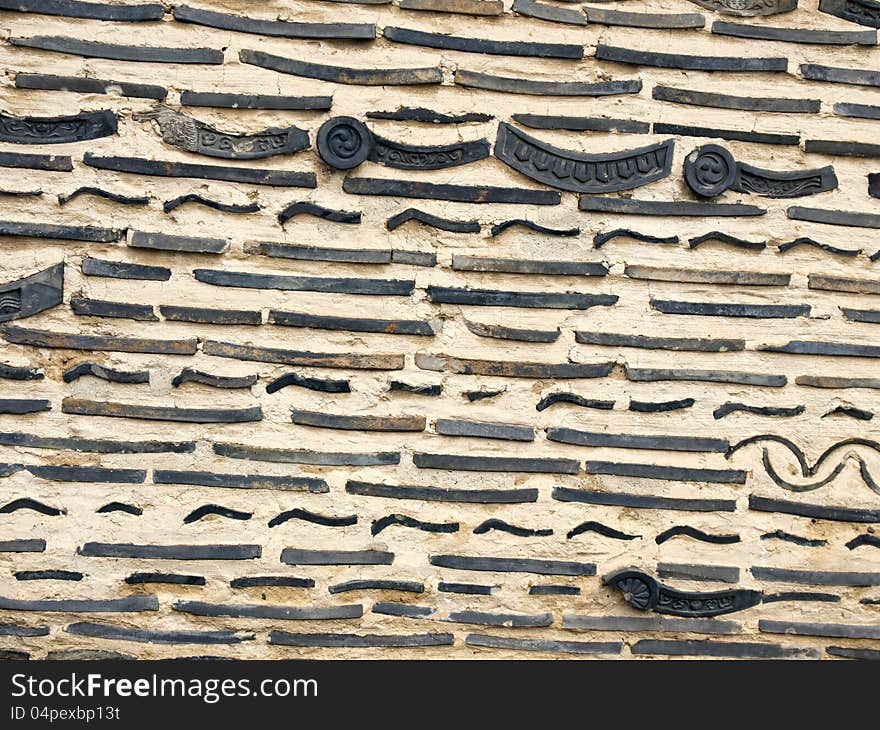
[512,113,649,133]
[344,176,560,205]
[651,299,809,319]
[78,543,261,560]
[626,366,786,387]
[126,573,205,586]
[763,592,839,603]
[435,419,534,441]
[0,433,193,454]
[752,567,880,585]
[329,580,423,594]
[428,285,615,310]
[83,153,316,188]
[712,20,876,45]
[413,453,580,474]
[579,196,766,215]
[446,610,553,627]
[438,582,496,595]
[547,427,727,452]
[586,461,747,483]
[528,585,581,595]
[553,487,736,512]
[760,620,880,640]
[230,577,313,589]
[749,494,880,522]
[70,297,157,322]
[155,470,327,493]
[239,49,442,86]
[250,242,386,263]
[180,90,331,110]
[563,615,740,634]
[576,331,744,352]
[270,310,433,336]
[596,44,787,71]
[758,340,880,358]
[280,549,394,566]
[657,563,740,583]
[346,480,538,503]
[454,69,641,96]
[0,219,122,242]
[292,410,425,432]
[62,398,262,424]
[788,206,880,229]
[586,7,704,26]
[0,365,42,381]
[269,632,452,647]
[195,268,413,296]
[172,5,375,39]
[367,108,492,124]
[801,63,880,87]
[0,623,49,637]
[82,256,170,281]
[383,26,583,59]
[453,256,606,276]
[632,639,816,658]
[173,600,363,621]
[0,0,164,20]
[654,122,798,145]
[416,353,613,379]
[66,622,253,644]
[0,399,51,414]
[160,305,260,326]
[214,443,399,467]
[372,602,434,619]
[9,36,223,64]
[16,73,166,100]
[630,398,695,413]
[0,595,156,612]
[826,646,880,660]
[511,0,587,25]
[652,85,819,113]
[431,555,595,576]
[15,570,81,581]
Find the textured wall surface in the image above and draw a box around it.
[1,0,880,660]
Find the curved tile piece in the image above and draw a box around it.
[0,109,115,144]
[494,122,673,193]
[605,569,762,616]
[135,105,308,160]
[684,144,837,198]
[172,5,375,39]
[0,262,62,322]
[687,0,797,15]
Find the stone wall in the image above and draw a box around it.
[1,0,879,660]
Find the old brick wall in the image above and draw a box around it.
[1,0,879,659]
